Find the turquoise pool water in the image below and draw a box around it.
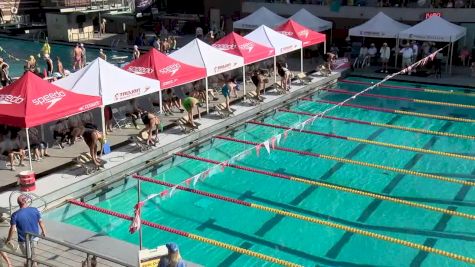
[45,77,475,266]
[0,37,129,77]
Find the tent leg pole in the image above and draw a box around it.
[242,66,246,97]
[445,43,450,73]
[205,77,209,114]
[449,41,454,75]
[26,128,33,171]
[159,90,163,114]
[395,38,399,68]
[324,40,326,54]
[300,48,304,73]
[101,106,107,140]
[274,56,277,86]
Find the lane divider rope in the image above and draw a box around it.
[248,121,475,161]
[130,174,475,264]
[68,199,301,267]
[174,153,475,264]
[278,108,475,140]
[321,88,475,109]
[339,79,475,97]
[302,98,475,123]
[213,136,475,186]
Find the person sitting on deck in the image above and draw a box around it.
[159,242,186,267]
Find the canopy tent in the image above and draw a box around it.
[245,25,302,81]
[54,58,160,136]
[212,32,275,97]
[122,49,206,89]
[0,71,102,170]
[289,8,332,32]
[275,20,326,72]
[169,38,244,112]
[398,16,466,74]
[348,12,410,38]
[233,7,286,30]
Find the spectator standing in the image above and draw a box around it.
[459,46,471,66]
[330,44,339,57]
[411,41,419,63]
[367,43,377,65]
[133,45,140,60]
[400,45,413,74]
[80,43,87,68]
[44,54,53,77]
[56,57,65,77]
[99,49,107,61]
[379,43,391,73]
[6,195,46,266]
[99,18,106,36]
[0,57,10,87]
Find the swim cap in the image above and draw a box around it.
[166,242,179,252]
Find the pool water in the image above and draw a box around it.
[45,77,475,266]
[0,37,129,77]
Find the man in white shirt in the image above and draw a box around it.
[379,43,391,73]
[357,44,368,68]
[400,45,414,75]
[367,43,377,65]
[411,41,419,63]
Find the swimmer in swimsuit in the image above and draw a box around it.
[73,43,83,71]
[82,129,104,166]
[183,94,200,127]
[139,111,160,145]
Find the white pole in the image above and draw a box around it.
[300,47,304,73]
[26,128,33,171]
[445,43,451,74]
[158,90,163,113]
[205,77,209,114]
[242,66,246,97]
[324,40,327,54]
[101,106,107,139]
[395,37,399,68]
[273,56,277,84]
[449,41,454,75]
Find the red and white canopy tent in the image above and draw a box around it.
[212,32,275,95]
[0,71,102,170]
[275,19,327,72]
[169,38,244,113]
[122,48,207,112]
[54,58,160,137]
[245,25,302,83]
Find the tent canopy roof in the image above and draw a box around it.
[398,15,466,42]
[289,8,332,32]
[275,20,326,48]
[212,32,275,64]
[233,7,286,30]
[245,25,302,56]
[123,49,206,89]
[0,71,102,128]
[169,38,244,76]
[349,12,410,38]
[54,58,160,105]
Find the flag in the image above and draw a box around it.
[169,186,177,197]
[193,175,200,187]
[255,144,262,157]
[185,178,192,187]
[284,130,289,140]
[263,140,270,154]
[160,190,169,198]
[276,134,282,145]
[129,201,144,234]
[271,137,276,149]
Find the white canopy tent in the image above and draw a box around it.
[233,7,286,30]
[349,12,410,38]
[398,16,466,74]
[54,58,160,136]
[245,25,302,82]
[349,12,410,67]
[289,8,332,32]
[169,38,244,113]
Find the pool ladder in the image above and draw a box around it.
[6,191,48,219]
[110,38,125,51]
[33,31,46,43]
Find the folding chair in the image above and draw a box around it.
[112,108,130,130]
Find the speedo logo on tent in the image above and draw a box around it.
[279,31,294,37]
[297,30,309,38]
[0,94,24,104]
[128,66,154,75]
[212,43,237,51]
[159,63,181,76]
[238,42,254,53]
[32,91,66,110]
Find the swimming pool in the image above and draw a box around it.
[45,76,475,266]
[0,37,129,77]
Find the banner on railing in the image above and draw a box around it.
[139,246,168,267]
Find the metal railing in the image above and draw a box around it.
[0,232,135,267]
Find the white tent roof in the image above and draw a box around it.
[349,12,410,38]
[169,38,244,76]
[53,58,160,105]
[233,7,286,30]
[398,15,466,42]
[289,8,332,32]
[245,25,302,56]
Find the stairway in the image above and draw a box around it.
[0,0,41,23]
